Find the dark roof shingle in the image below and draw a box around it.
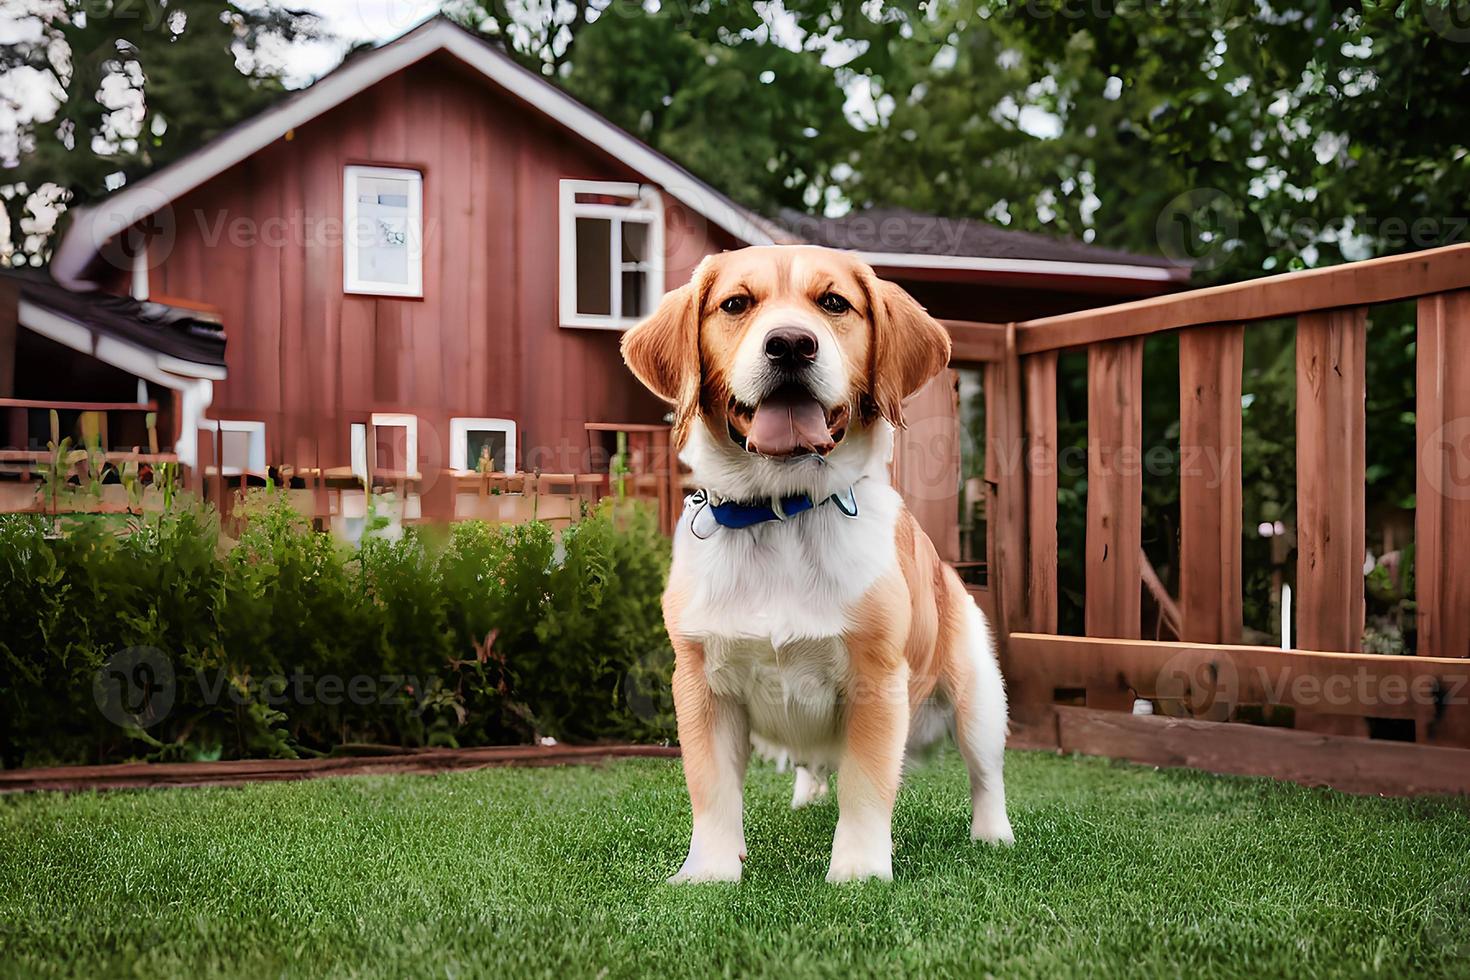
[4,269,226,368]
[777,207,1182,270]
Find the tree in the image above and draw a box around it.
[0,0,317,266]
[855,0,1470,278]
[855,0,1465,641]
[451,0,927,213]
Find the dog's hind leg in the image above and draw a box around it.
[790,765,829,809]
[946,601,1013,846]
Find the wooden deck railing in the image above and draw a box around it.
[948,242,1470,795]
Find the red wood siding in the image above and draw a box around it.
[152,54,732,482]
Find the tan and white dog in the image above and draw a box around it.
[621,245,1011,884]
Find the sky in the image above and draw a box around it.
[0,0,439,134]
[267,0,441,85]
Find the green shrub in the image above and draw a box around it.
[0,493,675,768]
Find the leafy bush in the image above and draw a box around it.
[0,494,676,768]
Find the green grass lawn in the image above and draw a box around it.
[2,751,1468,979]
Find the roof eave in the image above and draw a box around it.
[854,249,1192,294]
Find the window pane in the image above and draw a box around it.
[375,425,408,473]
[621,269,648,318]
[575,217,612,315]
[221,430,251,471]
[621,220,649,263]
[465,430,507,472]
[353,173,415,286]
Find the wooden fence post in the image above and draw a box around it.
[1295,308,1366,654]
[986,326,1028,637]
[1178,326,1244,644]
[1086,338,1144,642]
[1416,290,1470,660]
[1025,350,1058,634]
[1290,310,1372,742]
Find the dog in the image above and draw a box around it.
[621,245,1011,883]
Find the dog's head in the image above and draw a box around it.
[621,246,950,493]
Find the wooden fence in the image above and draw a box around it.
[0,404,688,534]
[945,242,1470,796]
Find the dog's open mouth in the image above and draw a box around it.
[727,383,851,459]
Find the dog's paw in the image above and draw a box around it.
[826,839,892,883]
[790,767,829,810]
[825,856,892,884]
[971,813,1015,847]
[667,852,744,884]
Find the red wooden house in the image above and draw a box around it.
[1,16,1185,536]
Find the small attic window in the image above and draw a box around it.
[344,165,423,297]
[559,180,663,329]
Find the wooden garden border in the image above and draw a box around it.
[0,744,679,794]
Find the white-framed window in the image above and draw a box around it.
[450,417,517,474]
[202,419,266,477]
[343,165,423,297]
[352,413,419,480]
[558,179,664,328]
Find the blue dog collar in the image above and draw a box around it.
[687,486,859,537]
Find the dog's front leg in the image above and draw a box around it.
[668,638,749,883]
[829,620,909,883]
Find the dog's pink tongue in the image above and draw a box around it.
[746,386,834,457]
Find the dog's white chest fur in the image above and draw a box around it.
[670,479,901,645]
[669,477,903,765]
[705,634,848,764]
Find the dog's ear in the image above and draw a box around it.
[621,261,707,443]
[864,272,951,428]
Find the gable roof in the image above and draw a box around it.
[50,16,785,288]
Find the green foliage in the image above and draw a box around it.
[1,1,316,265]
[454,0,925,213]
[0,494,676,768]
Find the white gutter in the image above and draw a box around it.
[17,298,222,468]
[854,250,1190,283]
[173,378,213,471]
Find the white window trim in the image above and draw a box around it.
[343,165,424,298]
[367,412,419,479]
[450,417,518,474]
[351,423,368,483]
[558,179,664,329]
[201,419,266,477]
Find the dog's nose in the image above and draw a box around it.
[764,327,819,367]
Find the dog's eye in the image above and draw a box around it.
[719,295,752,315]
[817,292,851,315]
